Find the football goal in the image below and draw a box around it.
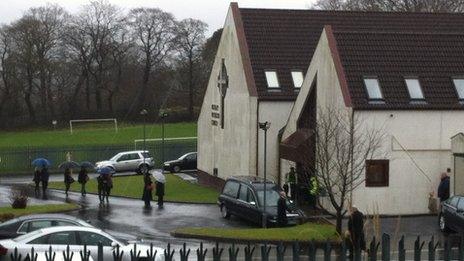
[134,137,197,150]
[69,118,118,134]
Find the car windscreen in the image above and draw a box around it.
[256,189,280,207]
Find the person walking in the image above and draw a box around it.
[40,167,49,200]
[103,173,113,203]
[64,168,74,196]
[348,206,366,258]
[438,172,450,203]
[286,167,297,200]
[155,180,165,208]
[77,166,89,196]
[142,173,153,208]
[33,167,41,195]
[277,191,289,227]
[97,174,104,204]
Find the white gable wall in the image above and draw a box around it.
[197,8,258,180]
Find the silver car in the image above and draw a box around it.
[0,226,164,261]
[96,151,155,174]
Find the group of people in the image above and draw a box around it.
[142,172,165,209]
[63,167,90,197]
[33,167,49,199]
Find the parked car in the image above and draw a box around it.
[217,176,305,226]
[0,214,92,240]
[439,195,464,232]
[163,152,197,173]
[0,226,164,261]
[96,151,154,174]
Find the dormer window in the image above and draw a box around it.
[363,77,383,101]
[291,71,304,88]
[453,78,464,101]
[265,71,280,89]
[405,78,425,100]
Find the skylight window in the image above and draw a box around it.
[291,71,304,88]
[453,79,464,100]
[405,78,425,100]
[265,71,280,88]
[363,78,383,100]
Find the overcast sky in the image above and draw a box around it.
[0,0,316,35]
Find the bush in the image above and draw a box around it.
[9,186,28,209]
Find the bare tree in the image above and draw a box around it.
[0,27,13,121]
[308,107,385,234]
[174,18,207,120]
[313,0,464,12]
[128,8,176,114]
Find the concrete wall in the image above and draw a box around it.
[352,110,464,215]
[257,101,293,183]
[197,7,258,180]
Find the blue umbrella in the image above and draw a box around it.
[98,166,114,175]
[80,161,95,169]
[31,158,51,168]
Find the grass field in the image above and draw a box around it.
[48,174,219,204]
[173,223,339,243]
[0,203,80,222]
[0,122,197,148]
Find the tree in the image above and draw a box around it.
[308,107,385,234]
[128,8,176,115]
[174,18,207,120]
[313,0,464,12]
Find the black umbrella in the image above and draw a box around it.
[58,161,80,170]
[80,161,95,169]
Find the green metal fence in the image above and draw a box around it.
[0,140,197,174]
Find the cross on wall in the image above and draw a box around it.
[217,58,229,129]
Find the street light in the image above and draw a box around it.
[140,109,148,174]
[159,111,168,164]
[259,121,271,228]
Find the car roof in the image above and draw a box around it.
[13,214,86,223]
[118,150,148,154]
[37,226,103,234]
[227,176,275,185]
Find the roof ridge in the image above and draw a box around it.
[238,7,464,16]
[332,29,464,36]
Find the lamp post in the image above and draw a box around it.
[259,121,271,228]
[159,111,168,164]
[140,109,148,174]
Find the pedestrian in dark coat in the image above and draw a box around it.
[40,167,49,199]
[348,206,366,258]
[438,172,450,202]
[33,168,41,195]
[77,167,89,196]
[64,168,74,196]
[97,175,104,203]
[277,191,288,227]
[155,181,165,208]
[142,174,153,208]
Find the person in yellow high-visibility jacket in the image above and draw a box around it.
[308,176,318,209]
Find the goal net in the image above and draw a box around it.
[69,118,118,134]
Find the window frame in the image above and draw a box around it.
[452,77,464,102]
[404,77,425,101]
[264,70,281,89]
[291,70,304,89]
[365,159,389,187]
[363,77,384,102]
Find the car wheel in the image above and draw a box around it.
[173,165,181,173]
[138,164,149,174]
[439,213,451,233]
[221,205,231,219]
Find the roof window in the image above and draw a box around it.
[291,71,304,88]
[265,71,280,89]
[405,78,425,100]
[453,78,464,100]
[363,77,383,101]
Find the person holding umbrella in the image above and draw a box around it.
[97,167,113,204]
[78,165,90,196]
[142,173,153,208]
[152,171,166,209]
[31,158,51,199]
[63,168,74,196]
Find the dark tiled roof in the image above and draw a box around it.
[334,30,464,109]
[238,7,464,102]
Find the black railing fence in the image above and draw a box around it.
[5,233,464,261]
[0,140,196,174]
